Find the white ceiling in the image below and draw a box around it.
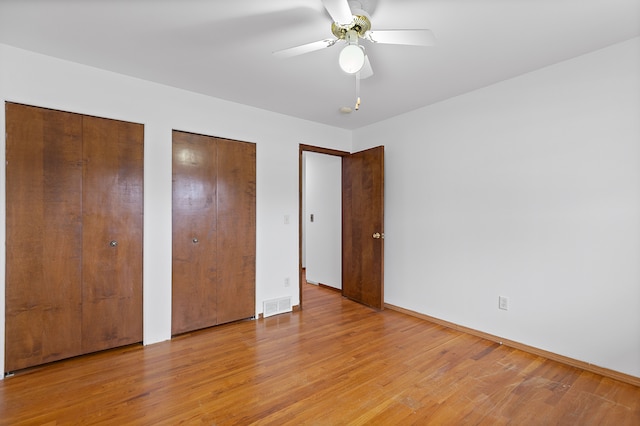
[0,0,638,130]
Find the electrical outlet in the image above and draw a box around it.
[284,277,290,287]
[499,296,509,311]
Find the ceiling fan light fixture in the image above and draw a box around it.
[339,44,365,74]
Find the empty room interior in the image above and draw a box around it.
[0,0,639,424]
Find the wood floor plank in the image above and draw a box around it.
[1,282,638,425]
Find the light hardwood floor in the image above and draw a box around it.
[1,282,638,425]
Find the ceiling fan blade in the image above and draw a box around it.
[368,29,436,46]
[273,39,337,58]
[321,0,353,25]
[359,54,373,79]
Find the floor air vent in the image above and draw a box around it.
[263,296,292,318]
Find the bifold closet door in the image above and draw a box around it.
[81,116,143,353]
[5,103,143,372]
[172,131,255,335]
[172,131,218,335]
[216,138,256,324]
[5,104,84,371]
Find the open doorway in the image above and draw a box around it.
[298,144,385,311]
[303,151,342,289]
[299,145,349,309]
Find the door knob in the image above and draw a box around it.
[192,237,199,244]
[373,232,384,239]
[110,240,118,247]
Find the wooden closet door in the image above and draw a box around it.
[5,103,84,371]
[216,138,256,324]
[172,131,218,335]
[81,116,144,353]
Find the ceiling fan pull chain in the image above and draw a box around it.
[355,73,361,111]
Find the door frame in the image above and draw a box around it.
[298,144,349,309]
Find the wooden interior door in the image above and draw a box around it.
[5,103,84,371]
[342,146,385,310]
[81,116,144,353]
[6,104,144,371]
[215,138,256,324]
[172,132,256,334]
[172,131,219,335]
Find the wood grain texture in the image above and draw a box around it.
[172,132,256,333]
[215,138,256,324]
[5,104,84,371]
[5,103,144,371]
[386,302,640,387]
[2,283,637,425]
[81,115,144,353]
[342,146,384,309]
[172,131,219,334]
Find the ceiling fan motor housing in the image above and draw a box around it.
[331,15,371,40]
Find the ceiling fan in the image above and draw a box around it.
[273,0,436,102]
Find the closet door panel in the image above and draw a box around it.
[172,131,218,335]
[5,104,83,371]
[81,116,143,352]
[216,139,256,324]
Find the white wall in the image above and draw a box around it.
[354,37,640,378]
[304,152,342,289]
[0,43,352,375]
